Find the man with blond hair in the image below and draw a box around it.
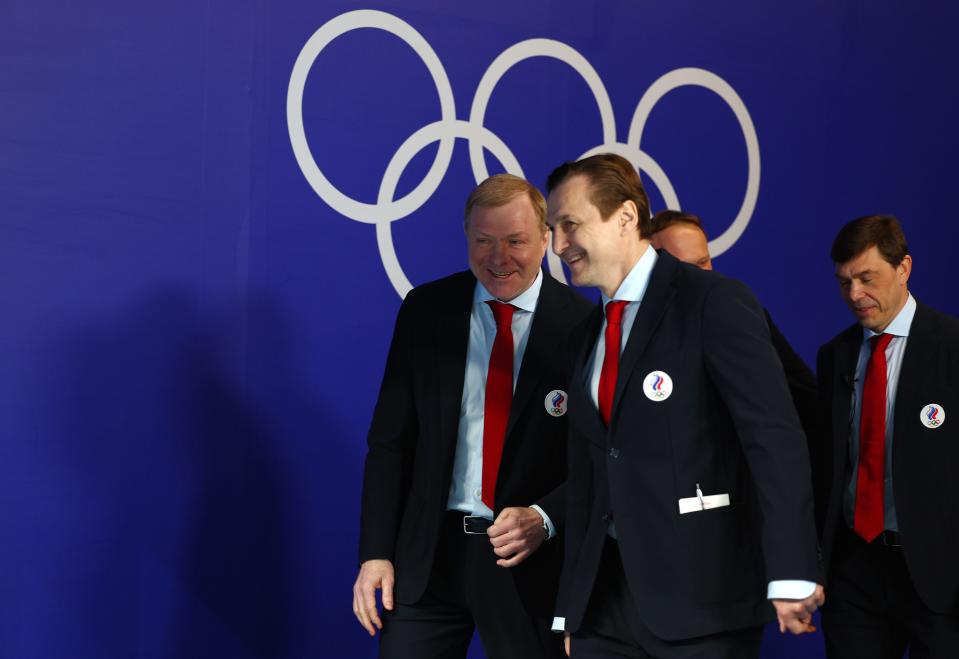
[353,174,592,658]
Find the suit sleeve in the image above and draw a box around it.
[358,290,421,564]
[702,278,820,583]
[555,321,594,621]
[811,344,835,539]
[529,290,594,535]
[555,419,591,622]
[765,309,819,455]
[532,484,565,536]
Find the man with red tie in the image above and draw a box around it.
[352,174,592,658]
[544,154,823,658]
[815,215,959,658]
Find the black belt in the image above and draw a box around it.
[875,530,902,547]
[848,526,902,548]
[452,513,492,535]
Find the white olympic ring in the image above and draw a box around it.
[287,10,456,225]
[628,69,760,257]
[377,119,525,297]
[287,9,761,298]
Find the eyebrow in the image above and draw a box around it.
[474,231,530,239]
[835,268,878,280]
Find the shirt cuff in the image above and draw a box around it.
[767,579,817,600]
[529,504,555,540]
[551,616,565,632]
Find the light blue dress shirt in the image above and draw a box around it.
[843,293,917,532]
[446,270,555,537]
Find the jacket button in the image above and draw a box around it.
[608,448,620,458]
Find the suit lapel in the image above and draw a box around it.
[570,303,607,441]
[610,252,678,426]
[505,274,565,441]
[893,302,937,453]
[436,273,475,459]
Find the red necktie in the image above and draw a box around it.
[598,301,628,426]
[482,301,516,509]
[854,333,893,542]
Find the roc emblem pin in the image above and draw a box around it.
[643,371,673,402]
[920,403,945,429]
[545,390,568,417]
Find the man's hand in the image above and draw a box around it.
[772,584,825,634]
[564,631,571,656]
[487,506,548,567]
[352,559,395,636]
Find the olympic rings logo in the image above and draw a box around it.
[287,9,760,298]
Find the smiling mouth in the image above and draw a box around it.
[563,252,585,266]
[489,270,515,279]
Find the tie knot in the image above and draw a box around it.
[487,301,516,328]
[871,333,893,354]
[605,300,628,326]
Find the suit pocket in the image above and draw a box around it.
[675,504,762,605]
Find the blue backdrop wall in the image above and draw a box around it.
[2,1,957,657]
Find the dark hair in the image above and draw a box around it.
[830,215,909,267]
[546,153,652,237]
[649,210,705,237]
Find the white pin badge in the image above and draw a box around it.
[643,371,673,402]
[545,390,568,417]
[920,403,945,429]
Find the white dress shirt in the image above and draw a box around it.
[446,270,555,537]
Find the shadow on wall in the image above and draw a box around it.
[32,288,304,658]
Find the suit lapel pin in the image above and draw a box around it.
[920,403,945,429]
[544,390,567,417]
[643,370,673,402]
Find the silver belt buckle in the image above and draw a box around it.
[463,515,488,534]
[881,531,902,547]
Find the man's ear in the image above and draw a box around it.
[898,254,913,284]
[618,200,638,235]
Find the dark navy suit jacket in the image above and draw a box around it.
[559,251,821,640]
[815,301,959,613]
[359,270,593,616]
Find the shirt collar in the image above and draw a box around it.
[474,268,543,313]
[601,245,658,307]
[863,292,916,341]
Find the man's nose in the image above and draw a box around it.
[551,229,567,255]
[848,282,865,301]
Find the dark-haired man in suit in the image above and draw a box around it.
[815,215,959,658]
[546,154,823,658]
[352,174,593,658]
